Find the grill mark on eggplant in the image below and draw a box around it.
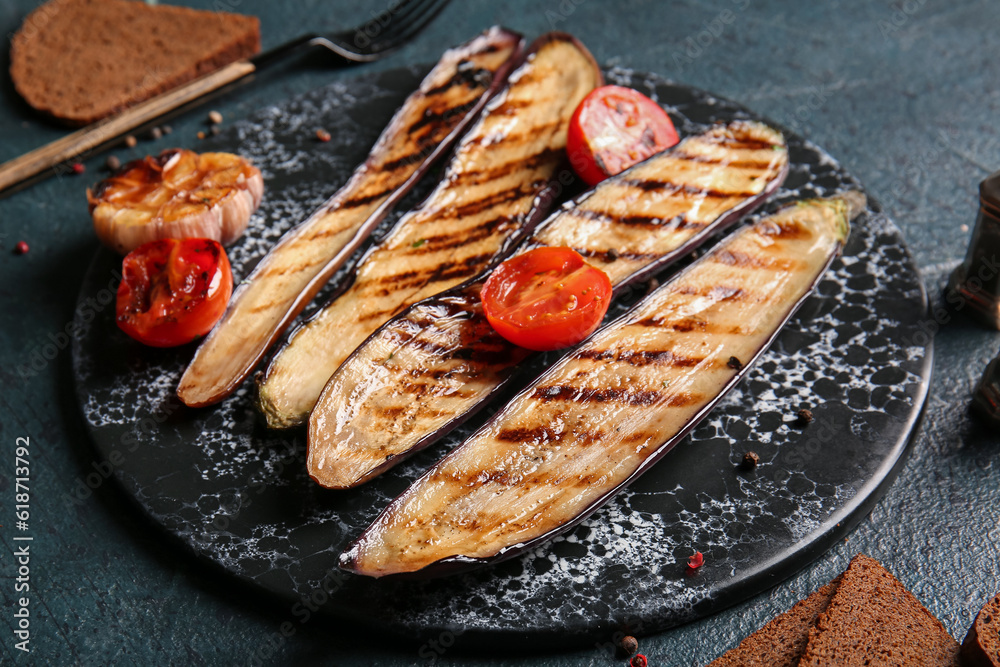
[569,208,707,231]
[397,379,478,400]
[404,336,516,368]
[529,385,701,407]
[673,284,751,302]
[617,178,747,199]
[708,136,781,150]
[422,66,494,98]
[362,253,496,295]
[629,317,742,334]
[489,97,532,114]
[445,184,534,218]
[670,152,779,170]
[407,98,482,134]
[574,348,707,367]
[449,147,563,186]
[378,151,435,174]
[573,247,660,262]
[416,214,515,248]
[759,219,811,240]
[495,425,562,443]
[712,249,798,271]
[340,185,399,210]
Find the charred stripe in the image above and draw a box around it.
[574,348,706,367]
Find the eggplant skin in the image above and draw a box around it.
[175,27,523,408]
[307,120,789,489]
[339,194,859,578]
[255,32,603,429]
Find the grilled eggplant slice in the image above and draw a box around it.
[176,27,523,407]
[256,33,603,428]
[341,193,861,577]
[308,120,789,488]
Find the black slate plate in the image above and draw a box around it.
[71,64,932,648]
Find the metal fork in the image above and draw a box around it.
[0,0,452,196]
[255,0,452,66]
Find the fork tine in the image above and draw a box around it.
[361,0,452,55]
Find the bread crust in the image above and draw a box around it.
[708,575,843,667]
[10,0,260,125]
[962,593,1000,667]
[798,554,960,667]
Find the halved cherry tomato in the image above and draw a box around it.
[566,85,680,186]
[481,247,612,352]
[116,238,233,347]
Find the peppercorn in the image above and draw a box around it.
[124,135,138,148]
[150,126,163,140]
[316,129,332,142]
[620,635,638,656]
[208,110,223,125]
[105,155,121,171]
[740,451,760,471]
[727,356,743,370]
[71,162,85,174]
[630,654,648,667]
[795,408,814,427]
[13,241,29,255]
[606,248,619,262]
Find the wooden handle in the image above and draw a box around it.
[0,59,257,193]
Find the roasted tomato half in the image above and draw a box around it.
[567,85,680,186]
[116,238,233,347]
[481,247,612,352]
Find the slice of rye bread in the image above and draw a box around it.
[798,554,961,666]
[10,0,260,125]
[707,575,843,667]
[962,591,1000,667]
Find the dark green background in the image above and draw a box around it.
[1,0,998,665]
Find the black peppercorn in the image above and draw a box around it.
[727,356,743,370]
[795,408,814,426]
[620,635,638,656]
[740,451,760,470]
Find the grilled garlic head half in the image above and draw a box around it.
[87,149,263,254]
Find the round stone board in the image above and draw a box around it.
[71,64,933,648]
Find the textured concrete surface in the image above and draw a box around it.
[0,0,997,665]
